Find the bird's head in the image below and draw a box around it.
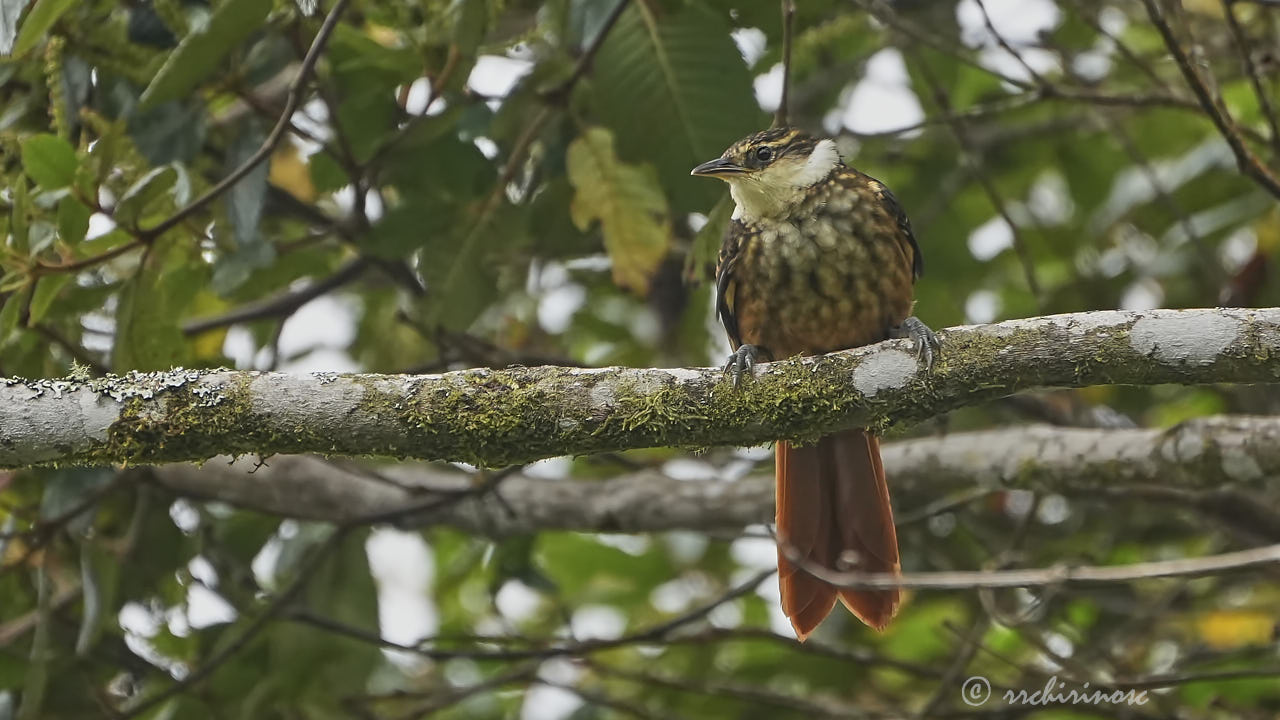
[691,127,841,221]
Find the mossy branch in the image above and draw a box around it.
[4,307,1280,470]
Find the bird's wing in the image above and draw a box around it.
[874,183,923,281]
[715,220,747,348]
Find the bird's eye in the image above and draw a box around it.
[756,146,774,163]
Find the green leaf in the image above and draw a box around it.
[115,165,177,226]
[21,134,77,189]
[56,196,90,245]
[8,177,29,252]
[129,99,208,165]
[26,273,70,325]
[224,119,270,255]
[114,240,202,370]
[0,285,29,343]
[308,152,347,194]
[686,193,731,282]
[567,127,671,292]
[591,4,764,213]
[420,200,525,331]
[139,0,272,109]
[11,0,74,56]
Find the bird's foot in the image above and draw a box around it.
[891,316,940,370]
[723,344,761,387]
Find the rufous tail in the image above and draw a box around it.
[775,428,900,640]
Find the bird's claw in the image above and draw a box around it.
[723,344,760,387]
[891,316,940,370]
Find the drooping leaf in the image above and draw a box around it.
[139,0,272,109]
[212,119,274,294]
[567,127,671,293]
[20,134,77,189]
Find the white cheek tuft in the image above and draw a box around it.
[792,139,840,188]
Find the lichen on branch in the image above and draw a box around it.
[3,308,1280,470]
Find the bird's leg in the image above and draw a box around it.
[723,344,762,387]
[890,316,940,369]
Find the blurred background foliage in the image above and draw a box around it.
[2,0,1280,717]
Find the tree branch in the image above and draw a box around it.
[4,308,1280,469]
[143,415,1280,534]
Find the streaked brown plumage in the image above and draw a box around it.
[692,127,932,640]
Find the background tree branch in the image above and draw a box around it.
[144,415,1280,535]
[5,308,1280,470]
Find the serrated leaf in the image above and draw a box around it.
[26,274,69,325]
[567,127,671,292]
[21,134,77,189]
[592,4,763,213]
[139,0,271,109]
[11,0,74,56]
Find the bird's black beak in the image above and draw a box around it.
[690,157,745,177]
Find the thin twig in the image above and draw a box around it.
[182,256,370,336]
[1141,0,1280,200]
[542,0,632,102]
[1064,0,1169,89]
[792,541,1280,591]
[1221,0,1280,155]
[289,569,773,661]
[849,0,1035,91]
[773,0,795,127]
[33,240,145,276]
[973,0,1044,85]
[30,324,107,375]
[139,0,352,240]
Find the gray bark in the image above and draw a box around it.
[4,307,1280,470]
[149,416,1280,536]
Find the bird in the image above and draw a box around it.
[691,127,937,640]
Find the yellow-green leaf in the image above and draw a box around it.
[567,127,671,293]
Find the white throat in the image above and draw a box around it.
[728,139,840,222]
